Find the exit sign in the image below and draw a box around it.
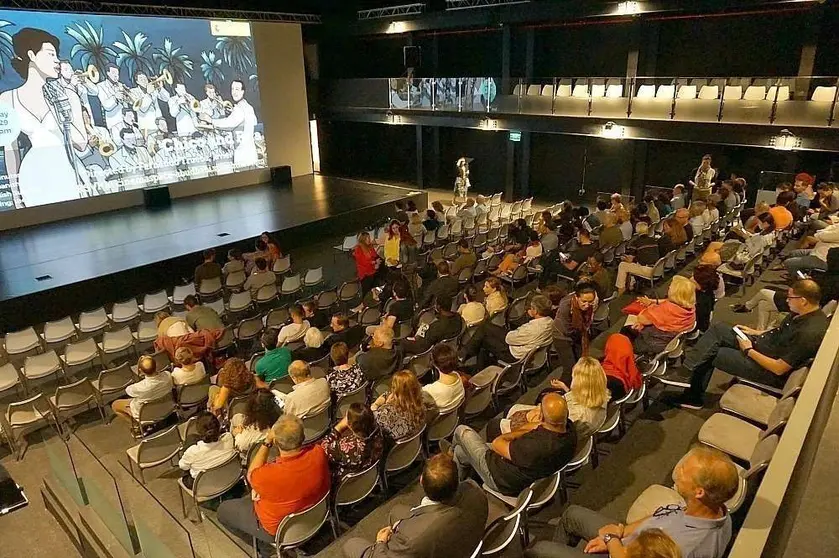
[509,131,522,142]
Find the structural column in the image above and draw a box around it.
[416,124,424,189]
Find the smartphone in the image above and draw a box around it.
[559,252,570,261]
[732,326,749,342]
[796,270,807,280]
[0,477,27,516]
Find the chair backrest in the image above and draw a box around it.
[482,487,533,555]
[492,362,522,398]
[316,290,338,311]
[137,424,182,467]
[655,84,675,99]
[43,316,78,345]
[7,393,52,426]
[677,84,697,99]
[636,84,655,98]
[386,425,426,473]
[227,393,251,419]
[744,85,767,100]
[528,471,561,510]
[526,84,540,96]
[275,490,330,549]
[763,397,795,439]
[172,283,196,305]
[302,405,331,443]
[225,270,247,288]
[273,255,291,274]
[338,280,361,302]
[781,367,809,400]
[723,85,743,100]
[464,376,493,417]
[198,276,223,295]
[811,85,837,102]
[359,307,382,325]
[192,453,243,500]
[266,307,290,328]
[746,434,779,479]
[236,316,264,341]
[23,350,61,380]
[54,378,95,410]
[341,235,357,250]
[281,273,302,292]
[541,84,554,97]
[427,400,463,442]
[698,85,719,99]
[335,461,380,506]
[5,327,41,355]
[335,383,368,418]
[767,85,790,102]
[137,393,176,425]
[256,283,278,303]
[177,378,211,408]
[304,267,323,285]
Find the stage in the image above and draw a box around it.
[0,174,426,332]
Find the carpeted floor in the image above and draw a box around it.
[0,191,800,558]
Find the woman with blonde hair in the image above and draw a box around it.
[626,529,682,558]
[171,346,207,386]
[352,230,383,294]
[616,208,633,241]
[483,276,509,316]
[624,275,696,355]
[688,201,707,237]
[407,212,428,242]
[491,356,609,440]
[371,370,427,441]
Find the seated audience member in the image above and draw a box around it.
[230,389,282,456]
[598,212,623,249]
[490,356,609,440]
[769,191,795,230]
[408,212,428,243]
[320,403,384,481]
[810,182,839,230]
[155,310,192,338]
[692,264,721,332]
[254,330,292,388]
[610,193,625,213]
[617,208,634,241]
[357,326,401,382]
[667,280,828,409]
[526,446,737,558]
[223,248,245,276]
[194,248,222,290]
[171,346,207,386]
[601,333,642,399]
[302,300,330,330]
[401,295,464,356]
[244,239,272,273]
[631,202,653,230]
[111,356,173,425]
[706,194,721,223]
[420,261,459,310]
[688,202,707,238]
[450,238,478,276]
[615,220,679,296]
[423,209,440,232]
[674,208,693,243]
[483,276,509,317]
[457,197,478,229]
[793,173,816,209]
[326,342,366,398]
[431,200,447,224]
[540,226,597,284]
[581,252,613,300]
[448,392,576,496]
[656,193,673,217]
[505,218,532,252]
[276,305,310,346]
[365,280,415,336]
[260,232,282,263]
[342,453,488,558]
[218,415,330,553]
[784,221,839,276]
[178,412,236,488]
[624,276,696,355]
[626,529,682,558]
[209,358,255,416]
[458,285,487,327]
[292,327,329,362]
[278,361,330,418]
[325,313,366,350]
[553,280,599,374]
[540,218,560,253]
[423,344,466,413]
[670,184,686,210]
[644,194,661,223]
[460,295,554,370]
[593,199,610,224]
[372,370,428,441]
[184,295,224,331]
[243,257,276,296]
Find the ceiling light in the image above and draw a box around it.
[480,117,498,131]
[387,21,407,34]
[615,1,642,15]
[601,121,625,139]
[770,129,801,151]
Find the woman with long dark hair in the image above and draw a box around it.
[1,28,89,207]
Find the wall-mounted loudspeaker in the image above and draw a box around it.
[271,165,292,188]
[143,186,171,209]
[403,46,421,69]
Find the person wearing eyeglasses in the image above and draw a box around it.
[526,446,737,558]
[664,279,828,410]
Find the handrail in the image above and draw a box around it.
[728,309,839,558]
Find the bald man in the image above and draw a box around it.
[527,446,738,558]
[111,355,173,427]
[445,392,577,496]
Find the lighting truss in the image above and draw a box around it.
[357,3,424,20]
[445,0,530,10]
[1,0,322,23]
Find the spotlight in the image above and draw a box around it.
[770,129,801,151]
[601,121,625,139]
[615,1,642,15]
[480,117,498,130]
[387,21,407,34]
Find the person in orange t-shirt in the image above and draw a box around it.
[218,414,330,553]
[768,191,794,231]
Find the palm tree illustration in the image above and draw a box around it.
[200,50,225,87]
[153,37,193,84]
[113,29,153,80]
[0,21,14,78]
[215,36,253,77]
[65,20,116,72]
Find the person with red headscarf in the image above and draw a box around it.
[600,333,642,399]
[793,172,816,210]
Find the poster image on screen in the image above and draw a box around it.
[0,10,267,211]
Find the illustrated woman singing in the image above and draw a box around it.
[0,28,88,208]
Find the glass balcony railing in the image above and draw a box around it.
[323,75,839,128]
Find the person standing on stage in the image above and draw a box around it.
[201,79,258,169]
[97,63,128,131]
[168,82,198,137]
[131,71,170,137]
[688,154,717,201]
[1,28,89,208]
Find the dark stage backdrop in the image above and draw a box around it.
[319,120,417,184]
[532,22,633,79]
[436,30,502,78]
[438,127,507,196]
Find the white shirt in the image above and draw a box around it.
[422,376,465,413]
[131,86,169,132]
[126,371,173,418]
[458,301,486,326]
[505,316,553,360]
[96,80,126,130]
[171,362,207,386]
[178,432,236,477]
[280,378,330,418]
[212,99,258,168]
[277,321,310,345]
[168,94,198,137]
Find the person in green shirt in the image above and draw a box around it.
[254,329,292,388]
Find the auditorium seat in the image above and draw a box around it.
[92,362,135,406]
[767,85,790,101]
[273,254,292,275]
[280,273,303,299]
[3,393,56,459]
[23,350,65,388]
[98,326,137,364]
[635,85,655,98]
[655,85,675,99]
[697,398,794,463]
[605,80,623,98]
[198,277,223,301]
[275,491,335,552]
[3,327,42,361]
[698,85,719,99]
[61,338,100,375]
[512,84,522,96]
[541,84,554,97]
[481,486,532,554]
[0,362,22,399]
[811,86,837,102]
[42,317,77,350]
[382,425,425,493]
[719,367,807,426]
[676,85,697,99]
[126,423,182,484]
[571,82,589,98]
[177,453,243,521]
[110,299,141,326]
[332,461,380,529]
[723,85,743,100]
[140,290,170,315]
[49,378,105,435]
[591,81,606,98]
[743,86,767,100]
[171,282,196,308]
[526,84,541,96]
[133,393,177,439]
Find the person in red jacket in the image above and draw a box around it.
[353,231,383,293]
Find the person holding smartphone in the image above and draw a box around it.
[663,280,828,409]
